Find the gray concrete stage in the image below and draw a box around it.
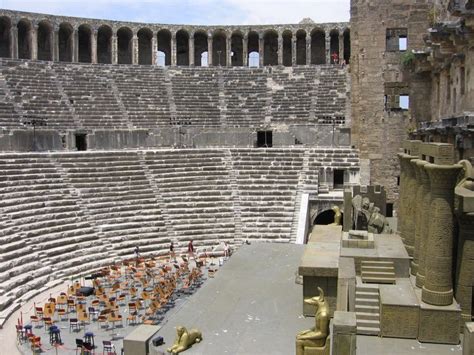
[150,243,313,355]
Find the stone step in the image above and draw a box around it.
[361,275,396,284]
[357,326,380,336]
[355,297,379,306]
[357,319,380,328]
[355,284,379,293]
[361,270,395,278]
[355,304,379,314]
[356,312,380,321]
[361,260,394,267]
[355,291,379,299]
[361,266,395,272]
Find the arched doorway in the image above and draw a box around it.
[212,31,227,66]
[282,30,292,67]
[117,27,133,64]
[58,23,73,62]
[248,31,259,67]
[194,31,208,67]
[296,30,306,65]
[0,16,12,58]
[330,30,339,64]
[263,30,278,66]
[37,20,53,61]
[78,24,92,63]
[343,29,350,64]
[17,19,33,59]
[138,27,153,65]
[231,32,243,66]
[176,29,189,66]
[314,210,336,225]
[157,29,171,66]
[97,25,112,64]
[311,28,325,65]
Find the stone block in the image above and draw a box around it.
[402,140,422,157]
[124,325,161,355]
[332,311,357,355]
[420,143,454,165]
[418,300,461,344]
[463,322,474,355]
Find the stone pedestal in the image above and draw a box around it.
[332,311,357,355]
[422,163,462,306]
[463,322,474,355]
[418,300,461,344]
[415,160,430,288]
[124,325,160,355]
[411,159,426,276]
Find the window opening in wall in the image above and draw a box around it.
[257,131,272,148]
[461,67,465,95]
[398,36,407,51]
[333,169,344,188]
[75,134,87,151]
[201,52,209,67]
[397,176,400,186]
[386,28,408,52]
[157,51,166,67]
[248,51,259,67]
[399,95,409,110]
[386,203,394,218]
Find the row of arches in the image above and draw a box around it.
[0,16,350,66]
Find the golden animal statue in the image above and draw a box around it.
[296,287,330,355]
[167,326,202,354]
[329,205,342,226]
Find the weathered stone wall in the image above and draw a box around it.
[350,0,432,203]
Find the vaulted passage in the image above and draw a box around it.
[37,21,53,61]
[157,29,171,66]
[311,29,325,64]
[138,28,153,65]
[248,31,259,67]
[176,30,189,66]
[263,30,278,66]
[97,25,112,64]
[117,27,133,64]
[343,29,350,64]
[78,24,92,63]
[194,31,208,67]
[17,19,32,59]
[231,32,243,66]
[296,30,306,65]
[212,31,227,66]
[58,23,73,62]
[0,17,11,58]
[282,31,292,67]
[330,30,339,64]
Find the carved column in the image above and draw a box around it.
[422,163,463,306]
[411,159,427,276]
[339,32,344,64]
[73,29,79,62]
[11,25,18,59]
[226,35,231,67]
[243,35,248,67]
[91,30,97,64]
[258,33,264,67]
[306,34,311,65]
[111,35,118,64]
[291,35,296,66]
[415,159,431,288]
[325,31,331,64]
[151,35,157,65]
[455,214,474,323]
[277,33,283,66]
[398,154,417,257]
[207,35,213,66]
[53,28,59,61]
[189,35,194,66]
[132,34,138,64]
[171,33,177,66]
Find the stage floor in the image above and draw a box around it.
[150,243,313,355]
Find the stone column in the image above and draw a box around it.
[277,33,283,66]
[422,163,462,306]
[31,26,38,60]
[325,31,331,64]
[91,30,98,64]
[11,25,18,59]
[415,159,431,288]
[189,35,194,66]
[398,154,417,257]
[226,35,231,67]
[258,33,264,67]
[132,34,138,64]
[73,29,79,62]
[53,28,59,61]
[207,35,213,66]
[306,34,311,65]
[111,35,118,64]
[455,214,474,324]
[243,35,248,67]
[151,34,157,65]
[291,35,297,65]
[171,33,177,66]
[339,33,344,64]
[410,159,427,276]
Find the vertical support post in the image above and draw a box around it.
[132,34,138,65]
[306,34,311,65]
[11,25,18,59]
[291,35,296,66]
[171,32,177,66]
[207,34,213,66]
[325,31,331,64]
[258,33,264,67]
[91,29,97,64]
[151,34,157,65]
[73,29,79,62]
[111,34,117,64]
[277,33,283,66]
[243,34,248,67]
[189,35,194,66]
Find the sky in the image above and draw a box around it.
[0,0,350,25]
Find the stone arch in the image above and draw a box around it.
[97,25,112,64]
[282,30,292,67]
[330,29,339,64]
[212,30,227,66]
[248,31,259,67]
[17,19,33,59]
[78,24,92,63]
[343,28,350,64]
[311,28,325,65]
[231,31,243,66]
[58,22,73,62]
[157,29,171,66]
[176,29,189,66]
[263,30,278,66]
[0,16,12,58]
[314,209,336,225]
[296,29,306,65]
[194,30,208,67]
[117,26,133,64]
[138,27,153,65]
[37,20,53,61]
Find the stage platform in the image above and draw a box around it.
[150,243,313,355]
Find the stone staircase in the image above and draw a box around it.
[361,260,396,284]
[355,284,380,335]
[224,149,243,243]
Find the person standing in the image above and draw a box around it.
[170,241,176,261]
[187,240,195,260]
